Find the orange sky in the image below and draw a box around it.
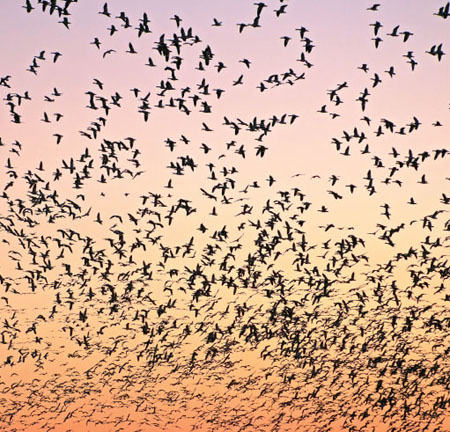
[1,0,450,431]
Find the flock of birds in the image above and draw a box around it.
[1,1,450,431]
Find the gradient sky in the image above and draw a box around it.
[1,1,450,431]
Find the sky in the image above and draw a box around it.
[1,0,450,431]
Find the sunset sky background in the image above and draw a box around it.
[1,0,450,431]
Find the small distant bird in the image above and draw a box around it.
[367,4,380,11]
[99,3,111,17]
[23,0,34,13]
[91,38,101,49]
[53,134,63,144]
[385,66,395,77]
[233,74,244,85]
[281,36,291,47]
[239,58,251,68]
[51,52,62,63]
[434,2,450,19]
[126,42,137,54]
[274,4,288,16]
[59,17,71,29]
[400,31,413,42]
[370,21,383,36]
[103,49,116,58]
[171,15,182,27]
[358,64,369,73]
[426,43,445,61]
[372,37,383,48]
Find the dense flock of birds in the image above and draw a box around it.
[1,1,450,431]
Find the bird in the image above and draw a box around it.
[53,133,63,144]
[91,38,101,49]
[99,2,111,17]
[239,59,251,68]
[367,4,380,11]
[358,64,369,73]
[274,4,288,16]
[370,21,383,36]
[386,25,399,37]
[434,2,450,19]
[280,36,291,47]
[23,0,34,13]
[233,74,244,85]
[126,42,137,54]
[372,37,383,48]
[171,14,182,27]
[51,52,62,62]
[385,66,396,77]
[426,43,445,61]
[103,49,116,58]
